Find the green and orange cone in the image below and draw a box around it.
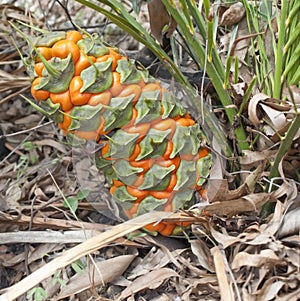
[23,29,212,236]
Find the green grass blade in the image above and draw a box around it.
[273,0,288,98]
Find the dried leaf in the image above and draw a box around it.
[240,150,277,169]
[211,246,235,301]
[207,163,265,203]
[118,268,178,300]
[277,207,300,238]
[253,277,286,301]
[57,255,136,299]
[147,0,177,43]
[128,247,171,279]
[219,2,246,26]
[198,192,271,217]
[248,93,270,125]
[34,139,67,153]
[190,239,215,272]
[231,249,285,270]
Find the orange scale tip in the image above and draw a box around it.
[108,47,123,60]
[58,111,72,132]
[52,39,80,63]
[126,186,149,202]
[165,173,177,192]
[144,222,166,233]
[31,77,50,101]
[109,185,117,195]
[110,72,124,97]
[151,118,176,136]
[162,140,173,160]
[123,122,150,137]
[66,31,83,43]
[96,54,119,71]
[150,190,173,200]
[36,46,52,61]
[117,84,142,103]
[101,141,110,156]
[112,180,124,187]
[100,142,114,160]
[88,91,111,106]
[142,82,162,93]
[50,90,73,112]
[75,130,99,141]
[130,158,152,172]
[128,143,141,161]
[155,156,180,170]
[197,147,209,159]
[158,223,176,236]
[69,76,92,105]
[34,62,44,77]
[175,117,191,127]
[74,51,96,76]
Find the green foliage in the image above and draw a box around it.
[63,189,90,213]
[242,0,300,97]
[26,286,47,301]
[52,270,67,287]
[16,142,39,180]
[71,259,84,274]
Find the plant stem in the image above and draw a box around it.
[273,0,288,99]
[268,112,300,181]
[161,0,250,153]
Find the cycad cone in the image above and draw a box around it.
[28,30,212,236]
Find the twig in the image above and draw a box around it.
[0,120,53,139]
[0,230,102,244]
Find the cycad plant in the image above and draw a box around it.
[73,0,300,214]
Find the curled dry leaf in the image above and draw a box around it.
[147,0,177,43]
[219,2,246,26]
[277,206,300,238]
[248,93,270,125]
[248,93,298,141]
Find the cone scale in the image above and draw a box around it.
[27,30,212,236]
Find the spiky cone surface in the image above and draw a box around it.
[27,30,212,236]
